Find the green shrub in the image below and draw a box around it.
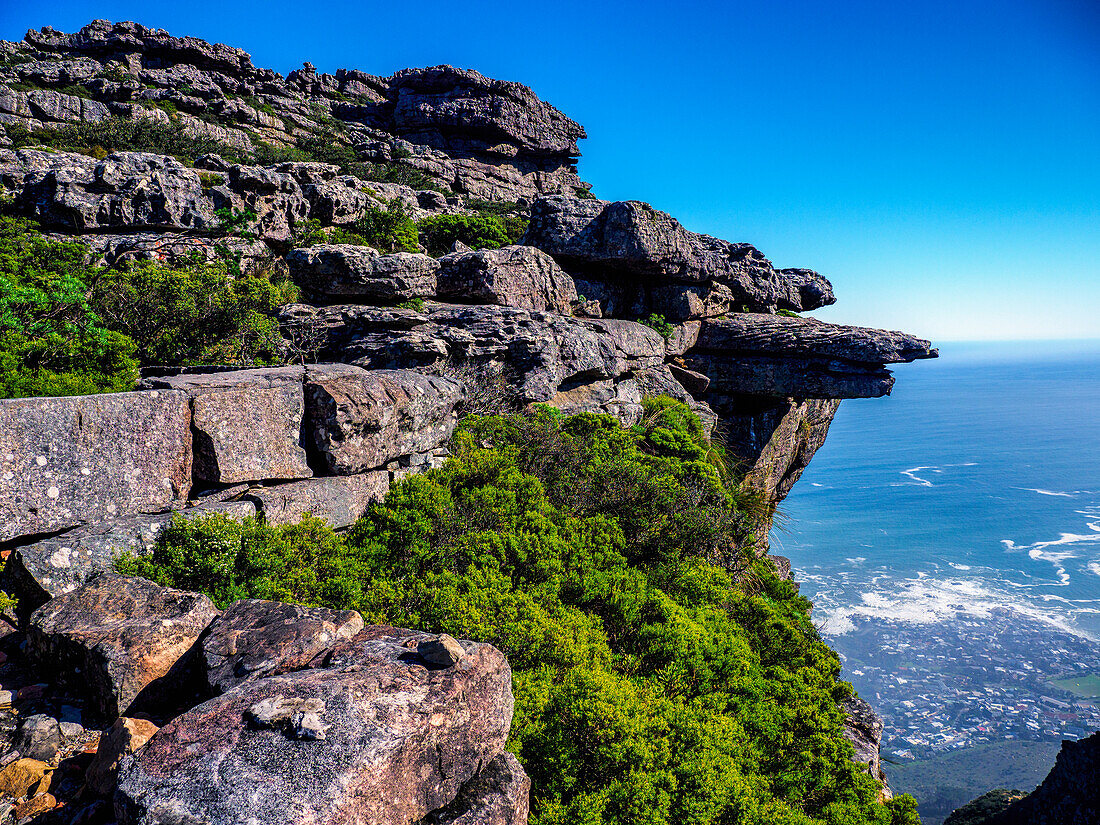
[396,297,424,311]
[122,401,915,825]
[0,215,138,397]
[640,313,674,339]
[777,309,801,318]
[353,202,419,253]
[416,213,513,256]
[4,117,247,164]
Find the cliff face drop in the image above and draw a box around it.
[0,19,942,825]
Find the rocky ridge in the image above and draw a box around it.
[0,19,943,825]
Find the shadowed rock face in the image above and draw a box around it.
[115,626,515,825]
[26,572,217,721]
[419,752,532,825]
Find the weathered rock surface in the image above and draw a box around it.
[4,500,254,615]
[842,696,889,792]
[0,391,192,543]
[115,625,514,825]
[288,244,440,302]
[141,367,312,484]
[420,752,531,825]
[280,303,669,420]
[86,717,160,797]
[305,364,464,474]
[11,714,62,762]
[684,314,938,399]
[437,244,578,313]
[26,573,217,720]
[522,196,835,314]
[246,473,389,528]
[201,600,364,695]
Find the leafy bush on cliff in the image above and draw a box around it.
[351,202,419,253]
[417,213,515,256]
[0,216,138,397]
[121,400,918,825]
[4,118,246,164]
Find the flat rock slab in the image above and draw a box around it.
[0,390,192,543]
[420,752,531,825]
[142,367,312,484]
[116,627,514,825]
[201,599,364,694]
[26,573,217,721]
[305,365,464,475]
[5,500,255,615]
[247,473,390,529]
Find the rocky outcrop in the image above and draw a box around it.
[522,196,835,316]
[437,244,578,313]
[115,625,516,825]
[0,390,192,543]
[289,244,440,302]
[245,473,390,528]
[842,696,890,795]
[420,752,532,825]
[26,572,217,721]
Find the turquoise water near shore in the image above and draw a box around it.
[775,339,1100,641]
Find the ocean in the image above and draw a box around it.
[775,339,1100,642]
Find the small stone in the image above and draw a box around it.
[15,684,47,703]
[12,792,56,821]
[0,758,52,799]
[12,714,61,762]
[85,717,160,797]
[0,690,13,707]
[59,721,84,739]
[418,634,465,667]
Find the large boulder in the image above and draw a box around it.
[522,196,836,314]
[200,600,364,695]
[4,499,255,616]
[305,365,464,475]
[86,717,161,797]
[437,244,577,313]
[684,314,938,399]
[140,368,312,484]
[115,626,514,825]
[421,753,531,825]
[26,573,217,721]
[0,390,192,543]
[288,244,440,302]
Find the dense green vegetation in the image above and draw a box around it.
[0,214,298,397]
[5,118,245,164]
[418,212,527,256]
[120,400,917,825]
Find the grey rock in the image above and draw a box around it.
[420,752,531,825]
[26,572,217,721]
[201,599,364,694]
[4,500,255,616]
[115,626,514,825]
[437,244,578,313]
[523,196,835,313]
[288,244,439,302]
[305,364,464,474]
[141,367,312,484]
[842,696,888,788]
[685,314,938,399]
[11,715,61,762]
[418,634,465,668]
[0,390,192,543]
[246,473,390,529]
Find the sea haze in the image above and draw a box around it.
[773,339,1100,817]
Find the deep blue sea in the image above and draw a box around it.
[774,339,1100,643]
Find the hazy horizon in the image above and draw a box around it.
[3,0,1097,341]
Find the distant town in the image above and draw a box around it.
[830,611,1100,761]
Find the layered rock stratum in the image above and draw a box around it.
[0,19,948,825]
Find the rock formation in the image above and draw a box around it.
[0,18,946,824]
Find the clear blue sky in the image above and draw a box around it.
[3,0,1097,341]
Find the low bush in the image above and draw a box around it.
[640,312,675,338]
[353,202,419,253]
[417,213,512,256]
[121,400,917,825]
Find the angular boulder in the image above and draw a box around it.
[201,599,364,695]
[522,196,835,313]
[437,244,577,313]
[684,314,938,399]
[288,244,439,302]
[86,717,160,797]
[0,390,192,543]
[141,368,312,484]
[115,626,514,825]
[421,752,531,825]
[26,573,217,721]
[4,500,255,616]
[246,473,390,529]
[305,365,463,475]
